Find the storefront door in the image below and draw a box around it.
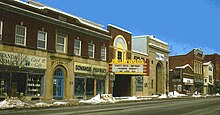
[53,68,64,99]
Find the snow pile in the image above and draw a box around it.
[169,91,187,98]
[192,91,202,98]
[0,97,29,109]
[53,102,69,106]
[216,93,220,96]
[35,102,51,108]
[158,94,168,99]
[79,94,115,104]
[151,95,159,98]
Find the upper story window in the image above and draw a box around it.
[37,31,47,50]
[88,43,95,58]
[15,25,27,46]
[101,46,106,61]
[56,34,67,53]
[209,66,212,71]
[0,21,2,41]
[117,51,123,61]
[74,39,81,56]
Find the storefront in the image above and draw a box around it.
[74,62,107,99]
[0,51,46,100]
[109,59,149,97]
[183,78,194,94]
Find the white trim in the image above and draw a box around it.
[176,64,194,71]
[88,43,95,58]
[132,50,148,56]
[56,33,67,53]
[149,43,170,52]
[37,30,47,50]
[101,46,106,61]
[0,21,2,40]
[13,0,107,32]
[74,39,81,56]
[108,24,132,34]
[15,25,27,46]
[0,2,111,40]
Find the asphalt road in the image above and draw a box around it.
[1,97,220,115]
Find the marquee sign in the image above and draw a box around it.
[110,58,149,75]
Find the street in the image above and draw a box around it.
[0,97,220,115]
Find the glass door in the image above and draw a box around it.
[53,68,64,99]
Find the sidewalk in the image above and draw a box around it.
[0,93,220,110]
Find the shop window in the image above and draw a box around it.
[27,74,43,96]
[209,75,212,83]
[56,34,67,53]
[101,46,106,61]
[74,39,81,56]
[37,31,47,50]
[136,76,143,91]
[88,43,95,58]
[86,78,94,95]
[0,79,7,96]
[209,66,212,71]
[117,51,122,61]
[151,80,153,89]
[205,79,207,83]
[75,78,85,96]
[0,21,2,41]
[96,79,105,95]
[15,25,27,46]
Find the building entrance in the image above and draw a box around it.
[113,75,131,97]
[53,68,64,99]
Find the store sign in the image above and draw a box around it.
[75,63,92,74]
[111,59,144,64]
[0,51,19,66]
[23,55,47,69]
[112,64,144,73]
[93,66,107,76]
[183,78,194,85]
[156,52,164,61]
[0,51,47,69]
[74,62,107,75]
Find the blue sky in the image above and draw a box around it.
[24,0,220,55]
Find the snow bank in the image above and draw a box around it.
[158,94,168,99]
[53,102,69,106]
[169,91,187,97]
[35,102,51,108]
[216,93,220,96]
[79,94,115,104]
[0,97,29,109]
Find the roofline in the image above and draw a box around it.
[0,1,111,40]
[108,24,132,34]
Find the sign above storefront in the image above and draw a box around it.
[183,78,194,85]
[0,51,47,69]
[74,62,107,76]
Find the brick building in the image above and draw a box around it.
[169,48,205,94]
[204,54,220,93]
[0,0,111,100]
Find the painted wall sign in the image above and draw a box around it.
[183,78,194,85]
[156,52,164,61]
[23,55,47,69]
[0,51,19,66]
[0,51,47,69]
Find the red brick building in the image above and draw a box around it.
[169,48,204,94]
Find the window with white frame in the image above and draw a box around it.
[37,31,47,49]
[88,43,94,58]
[56,34,66,53]
[74,39,81,56]
[0,21,2,40]
[15,25,26,46]
[101,46,106,61]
